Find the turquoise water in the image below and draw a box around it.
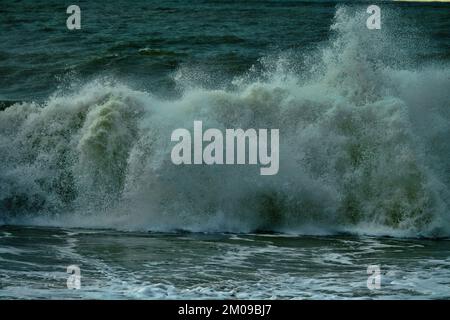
[1,1,450,299]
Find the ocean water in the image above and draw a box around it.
[1,226,450,299]
[1,0,450,299]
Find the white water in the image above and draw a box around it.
[1,8,449,237]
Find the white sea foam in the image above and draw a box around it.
[1,7,449,237]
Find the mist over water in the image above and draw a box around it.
[1,6,450,238]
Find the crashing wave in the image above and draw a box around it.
[1,7,449,237]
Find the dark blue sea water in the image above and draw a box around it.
[0,1,450,299]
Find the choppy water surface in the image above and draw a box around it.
[1,1,450,299]
[1,226,450,299]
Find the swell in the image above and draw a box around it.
[1,7,449,237]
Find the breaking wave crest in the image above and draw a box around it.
[1,7,450,237]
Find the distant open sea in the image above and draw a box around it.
[1,0,450,299]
